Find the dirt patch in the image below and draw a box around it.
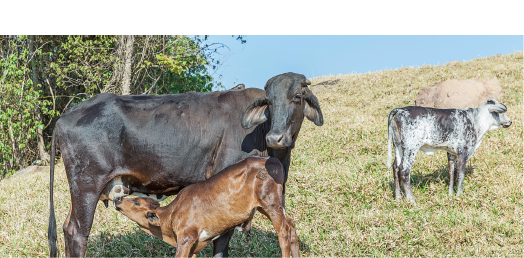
[3,166,49,181]
[414,77,502,108]
[311,85,325,95]
[310,79,342,95]
[315,79,342,86]
[230,84,245,90]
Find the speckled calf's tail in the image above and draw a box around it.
[387,109,399,169]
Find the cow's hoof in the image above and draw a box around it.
[406,199,417,206]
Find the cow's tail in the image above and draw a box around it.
[48,128,58,257]
[387,109,399,169]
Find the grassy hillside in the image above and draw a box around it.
[0,52,522,256]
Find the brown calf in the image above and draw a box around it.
[114,156,300,257]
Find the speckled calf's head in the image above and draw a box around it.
[479,99,512,130]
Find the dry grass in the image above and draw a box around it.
[0,52,522,256]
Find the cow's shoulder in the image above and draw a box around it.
[395,106,432,119]
[62,93,118,116]
[56,93,118,128]
[242,88,265,97]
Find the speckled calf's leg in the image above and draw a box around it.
[399,150,417,204]
[456,155,467,195]
[392,156,402,200]
[447,153,457,196]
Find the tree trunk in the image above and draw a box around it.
[29,35,50,164]
[122,35,134,95]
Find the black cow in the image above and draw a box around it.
[48,72,323,257]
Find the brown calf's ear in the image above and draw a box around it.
[304,91,323,126]
[146,211,161,226]
[242,97,269,129]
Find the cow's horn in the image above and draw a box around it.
[305,79,311,85]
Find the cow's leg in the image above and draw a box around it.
[392,156,401,200]
[63,189,99,257]
[280,155,291,208]
[212,229,235,257]
[62,207,72,255]
[447,153,457,196]
[456,154,467,195]
[399,150,417,204]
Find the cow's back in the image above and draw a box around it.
[393,106,478,149]
[55,89,267,192]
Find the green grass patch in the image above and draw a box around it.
[0,52,522,256]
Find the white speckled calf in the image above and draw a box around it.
[387,99,512,204]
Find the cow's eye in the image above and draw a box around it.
[133,200,139,206]
[294,94,302,102]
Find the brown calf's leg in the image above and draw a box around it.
[270,209,292,257]
[447,153,456,196]
[285,216,301,257]
[175,230,198,258]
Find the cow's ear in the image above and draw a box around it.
[304,90,323,126]
[487,99,507,113]
[146,212,161,227]
[242,97,269,129]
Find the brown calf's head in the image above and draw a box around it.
[114,197,161,227]
[242,72,323,149]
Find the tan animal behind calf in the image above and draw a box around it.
[115,156,300,257]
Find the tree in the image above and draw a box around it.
[0,36,54,176]
[0,35,245,178]
[28,35,50,164]
[121,35,134,95]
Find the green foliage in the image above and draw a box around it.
[47,35,116,96]
[0,37,55,177]
[0,35,244,178]
[129,35,222,94]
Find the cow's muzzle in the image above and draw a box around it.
[502,121,512,128]
[266,132,290,149]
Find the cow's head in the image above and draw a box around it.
[114,197,161,227]
[241,72,323,149]
[482,99,512,130]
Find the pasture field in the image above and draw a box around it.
[0,52,522,256]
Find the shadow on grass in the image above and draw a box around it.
[86,225,310,257]
[385,164,476,196]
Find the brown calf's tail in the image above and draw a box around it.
[48,128,58,257]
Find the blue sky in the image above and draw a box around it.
[207,36,523,90]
